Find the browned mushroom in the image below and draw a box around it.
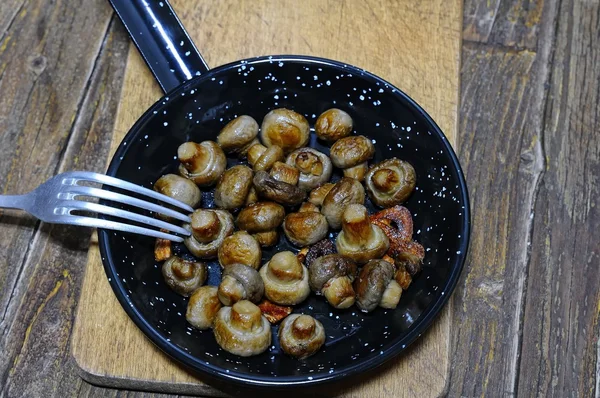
[245,186,259,206]
[253,171,306,206]
[321,177,365,229]
[336,204,389,264]
[236,201,285,232]
[214,165,254,210]
[270,161,300,185]
[285,148,333,191]
[298,201,319,213]
[343,162,368,181]
[236,201,285,247]
[218,231,262,269]
[259,251,310,305]
[260,108,310,154]
[154,174,202,208]
[216,115,259,156]
[218,263,264,306]
[178,141,227,187]
[251,145,284,172]
[308,183,335,207]
[283,206,329,247]
[162,256,207,296]
[183,209,234,259]
[329,135,375,169]
[315,108,353,142]
[354,259,401,312]
[213,300,271,356]
[186,286,222,330]
[252,230,280,247]
[365,158,416,207]
[309,254,357,309]
[279,314,325,359]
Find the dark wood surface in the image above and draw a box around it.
[0,0,597,397]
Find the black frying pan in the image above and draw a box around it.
[100,0,470,390]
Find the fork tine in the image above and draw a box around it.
[60,215,185,242]
[63,171,195,213]
[63,200,190,236]
[65,186,191,223]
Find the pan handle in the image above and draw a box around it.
[108,0,210,93]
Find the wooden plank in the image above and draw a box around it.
[71,0,462,396]
[463,0,545,49]
[0,14,130,397]
[517,0,600,396]
[448,43,545,397]
[0,0,113,343]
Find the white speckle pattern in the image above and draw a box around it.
[106,56,468,385]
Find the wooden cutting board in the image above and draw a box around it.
[71,0,462,396]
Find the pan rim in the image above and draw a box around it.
[98,54,471,388]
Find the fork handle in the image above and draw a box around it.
[0,194,31,211]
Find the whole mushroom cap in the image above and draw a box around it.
[286,148,333,191]
[162,256,207,297]
[259,251,310,305]
[219,263,264,304]
[154,174,201,208]
[315,108,353,142]
[183,209,234,259]
[283,211,329,247]
[177,141,227,187]
[329,135,375,169]
[216,115,259,155]
[214,165,254,210]
[260,108,310,154]
[236,201,286,233]
[279,314,326,359]
[365,158,417,207]
[213,300,271,357]
[186,286,222,330]
[218,231,262,269]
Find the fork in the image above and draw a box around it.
[0,171,193,242]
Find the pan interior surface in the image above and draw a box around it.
[99,56,469,387]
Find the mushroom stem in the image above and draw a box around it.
[191,210,221,243]
[218,275,246,306]
[371,168,400,192]
[268,252,304,282]
[178,142,207,172]
[322,276,355,309]
[247,144,267,166]
[294,151,323,176]
[380,280,402,309]
[341,204,374,244]
[171,259,195,280]
[291,315,316,339]
[230,300,262,332]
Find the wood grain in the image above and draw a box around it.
[71,0,462,396]
[0,11,130,397]
[451,0,600,396]
[0,0,596,396]
[517,0,600,396]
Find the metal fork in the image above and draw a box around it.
[0,171,192,242]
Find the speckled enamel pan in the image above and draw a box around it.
[99,0,470,389]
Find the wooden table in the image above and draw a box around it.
[0,0,598,397]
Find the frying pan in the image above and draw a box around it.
[100,0,470,390]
